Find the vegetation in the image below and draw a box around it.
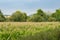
[9,11,27,22]
[0,10,6,22]
[0,8,60,40]
[0,9,60,22]
[0,22,60,40]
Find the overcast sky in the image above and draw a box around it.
[0,0,60,15]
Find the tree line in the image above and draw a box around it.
[0,9,60,22]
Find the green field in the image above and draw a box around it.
[0,22,60,40]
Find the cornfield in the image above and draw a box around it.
[0,22,60,40]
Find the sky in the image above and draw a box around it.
[0,0,60,15]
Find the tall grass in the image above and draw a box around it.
[0,22,60,40]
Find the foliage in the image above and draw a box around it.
[10,11,27,22]
[51,9,60,21]
[0,9,60,22]
[28,9,48,22]
[0,10,6,22]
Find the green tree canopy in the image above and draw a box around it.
[28,9,48,22]
[10,11,27,22]
[51,9,60,21]
[0,10,6,22]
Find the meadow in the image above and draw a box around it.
[0,22,60,40]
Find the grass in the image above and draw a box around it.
[0,22,60,40]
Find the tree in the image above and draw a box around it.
[22,13,27,22]
[37,9,46,16]
[29,14,45,22]
[51,9,60,21]
[28,9,48,22]
[48,16,56,22]
[10,11,27,22]
[0,10,6,22]
[37,9,48,21]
